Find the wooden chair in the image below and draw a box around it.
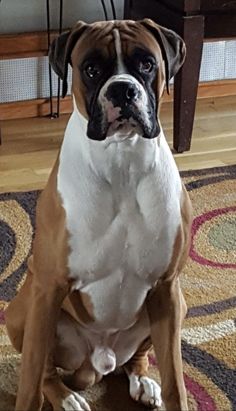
[124,0,236,152]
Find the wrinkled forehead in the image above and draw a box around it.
[71,20,163,65]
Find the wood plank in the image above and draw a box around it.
[128,0,182,33]
[205,15,236,38]
[0,149,56,172]
[0,31,59,59]
[161,94,236,125]
[163,79,236,104]
[0,96,73,121]
[0,168,53,193]
[176,134,236,154]
[174,148,236,170]
[201,0,236,12]
[0,117,66,155]
[163,113,236,140]
[0,115,68,140]
[160,0,201,13]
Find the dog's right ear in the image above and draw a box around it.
[49,21,88,97]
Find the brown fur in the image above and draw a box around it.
[63,290,95,325]
[146,186,192,410]
[67,358,103,391]
[5,158,71,410]
[124,337,152,377]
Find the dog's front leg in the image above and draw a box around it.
[15,279,68,411]
[146,278,188,411]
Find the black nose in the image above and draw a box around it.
[105,81,140,107]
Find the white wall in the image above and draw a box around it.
[0,0,124,34]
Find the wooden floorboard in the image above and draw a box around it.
[0,95,236,193]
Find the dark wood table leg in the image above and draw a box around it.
[124,0,131,19]
[173,15,204,153]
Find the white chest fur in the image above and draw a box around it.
[57,109,182,329]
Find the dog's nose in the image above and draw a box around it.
[105,81,140,107]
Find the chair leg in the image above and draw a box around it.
[124,0,131,19]
[173,15,204,153]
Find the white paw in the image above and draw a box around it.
[62,393,91,411]
[129,374,162,409]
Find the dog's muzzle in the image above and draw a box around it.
[87,75,158,141]
[103,80,143,137]
[103,79,151,138]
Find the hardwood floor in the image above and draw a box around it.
[0,94,236,193]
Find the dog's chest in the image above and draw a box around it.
[58,131,182,328]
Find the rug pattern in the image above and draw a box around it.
[0,165,236,410]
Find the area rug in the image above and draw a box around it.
[0,165,235,411]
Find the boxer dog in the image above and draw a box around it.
[5,19,192,411]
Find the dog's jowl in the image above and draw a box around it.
[5,19,192,411]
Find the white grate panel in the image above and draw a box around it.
[199,41,226,82]
[0,57,72,103]
[224,40,236,79]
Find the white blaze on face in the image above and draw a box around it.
[113,28,125,74]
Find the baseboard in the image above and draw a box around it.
[0,97,73,121]
[0,79,236,121]
[163,79,236,102]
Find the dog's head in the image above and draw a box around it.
[49,19,185,141]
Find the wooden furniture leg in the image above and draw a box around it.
[124,0,131,19]
[173,15,205,152]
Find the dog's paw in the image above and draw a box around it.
[62,392,91,411]
[129,374,162,409]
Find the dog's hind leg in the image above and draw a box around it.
[124,337,162,409]
[43,310,94,410]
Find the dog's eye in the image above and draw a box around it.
[139,60,153,73]
[85,64,101,79]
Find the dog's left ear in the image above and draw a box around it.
[49,21,88,97]
[140,19,186,93]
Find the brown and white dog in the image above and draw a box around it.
[5,19,192,411]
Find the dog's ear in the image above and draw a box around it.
[49,21,88,97]
[140,19,186,93]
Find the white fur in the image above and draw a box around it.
[113,28,125,73]
[58,103,182,331]
[129,374,162,408]
[62,393,91,411]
